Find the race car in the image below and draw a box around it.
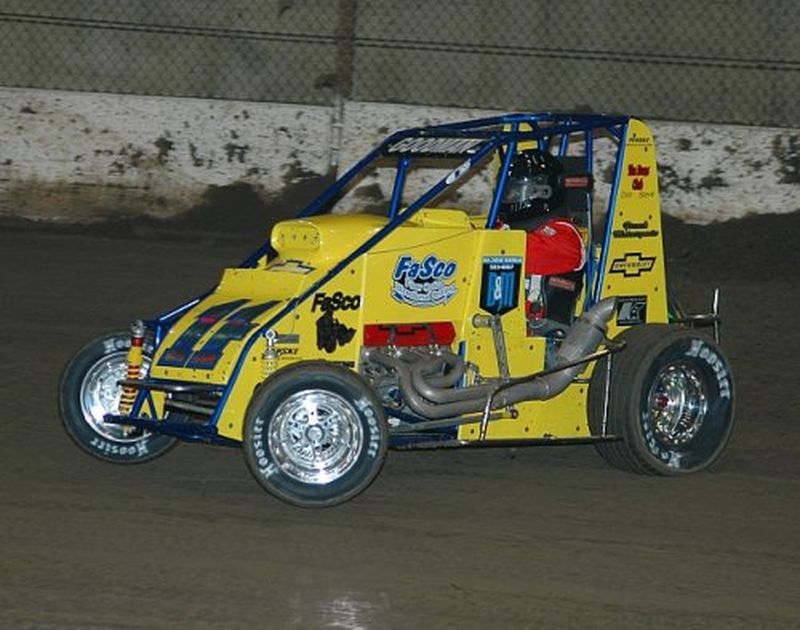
[59,113,735,507]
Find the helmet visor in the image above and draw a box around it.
[501,175,552,212]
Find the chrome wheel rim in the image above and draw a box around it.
[268,389,363,485]
[79,351,151,442]
[648,363,708,446]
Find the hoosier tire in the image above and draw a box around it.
[243,362,388,508]
[588,325,734,475]
[59,331,178,464]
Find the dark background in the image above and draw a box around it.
[0,0,798,126]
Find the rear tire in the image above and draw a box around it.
[588,325,734,474]
[243,362,388,507]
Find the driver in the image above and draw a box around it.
[497,149,586,329]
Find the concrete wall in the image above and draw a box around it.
[0,87,331,221]
[0,87,797,225]
[338,102,800,224]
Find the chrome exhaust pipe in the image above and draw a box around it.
[369,298,616,419]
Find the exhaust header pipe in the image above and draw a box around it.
[368,297,617,420]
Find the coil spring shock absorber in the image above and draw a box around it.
[118,320,145,416]
[262,329,278,380]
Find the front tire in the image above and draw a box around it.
[243,362,388,507]
[588,325,734,474]
[59,332,178,464]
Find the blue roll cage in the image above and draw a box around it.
[154,112,631,340]
[120,113,633,445]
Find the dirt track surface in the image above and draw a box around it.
[1,211,799,629]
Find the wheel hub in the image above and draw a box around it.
[306,425,325,444]
[648,363,708,446]
[269,389,363,485]
[80,351,151,443]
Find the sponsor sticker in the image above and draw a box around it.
[158,299,247,368]
[313,291,359,353]
[547,276,577,292]
[627,132,653,147]
[185,301,278,369]
[564,175,592,189]
[391,254,458,308]
[628,164,651,191]
[312,291,361,313]
[315,310,355,353]
[609,253,656,278]
[616,295,648,325]
[266,259,315,274]
[612,220,659,239]
[480,255,522,315]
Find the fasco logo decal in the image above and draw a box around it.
[391,254,458,308]
[312,292,359,353]
[609,253,656,278]
[312,291,361,312]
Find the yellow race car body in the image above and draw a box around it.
[141,117,666,445]
[61,113,734,506]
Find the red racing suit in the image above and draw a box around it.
[525,218,585,276]
[523,218,585,322]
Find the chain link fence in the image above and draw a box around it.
[0,0,797,127]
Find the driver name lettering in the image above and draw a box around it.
[387,137,483,155]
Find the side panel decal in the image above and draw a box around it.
[479,255,522,315]
[186,301,279,369]
[391,254,458,308]
[616,295,648,326]
[158,300,248,367]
